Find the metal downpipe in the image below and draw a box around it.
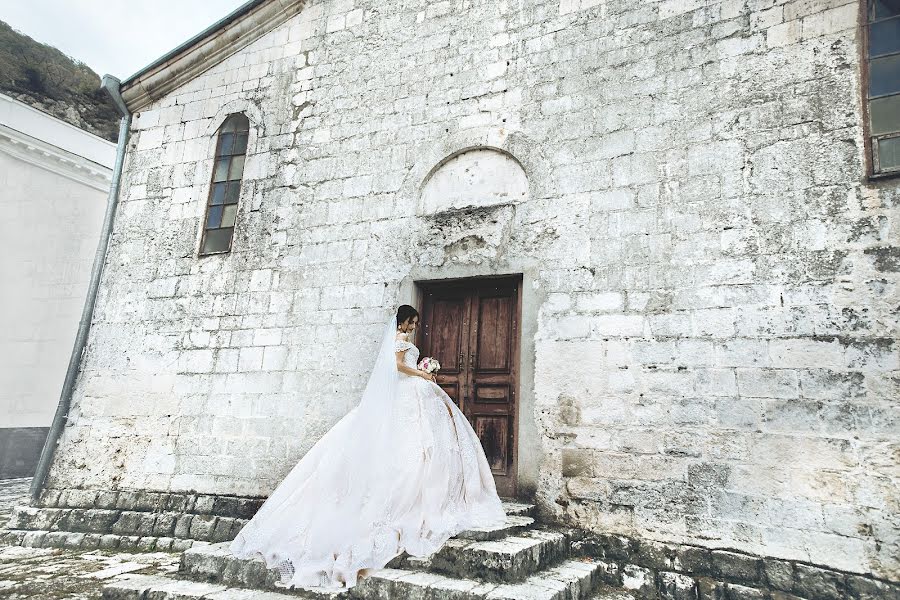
[29,75,132,503]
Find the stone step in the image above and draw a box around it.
[587,585,640,600]
[389,526,582,582]
[499,499,535,517]
[356,559,603,600]
[0,519,531,554]
[105,557,605,600]
[101,573,339,599]
[0,527,196,552]
[177,504,542,587]
[456,514,535,541]
[6,504,243,543]
[183,522,567,588]
[5,500,535,548]
[181,541,300,592]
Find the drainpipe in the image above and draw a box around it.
[29,76,132,503]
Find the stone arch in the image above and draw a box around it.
[419,148,529,215]
[399,127,555,215]
[204,98,265,139]
[199,99,266,184]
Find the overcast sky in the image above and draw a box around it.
[3,0,249,80]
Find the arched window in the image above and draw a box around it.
[199,113,249,255]
[863,0,900,176]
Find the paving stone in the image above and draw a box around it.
[102,574,174,600]
[144,577,229,599]
[0,546,180,600]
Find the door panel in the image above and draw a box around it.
[474,416,508,473]
[466,282,518,493]
[427,295,468,405]
[475,296,511,371]
[431,299,466,373]
[475,384,510,403]
[420,276,521,498]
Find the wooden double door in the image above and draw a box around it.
[417,276,521,498]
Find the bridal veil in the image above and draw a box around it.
[229,314,412,588]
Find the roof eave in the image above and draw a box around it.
[119,0,304,113]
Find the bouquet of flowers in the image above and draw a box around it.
[417,356,441,374]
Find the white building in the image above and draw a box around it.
[0,93,116,477]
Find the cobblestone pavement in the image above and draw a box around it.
[0,478,181,599]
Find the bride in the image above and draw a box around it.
[228,304,508,589]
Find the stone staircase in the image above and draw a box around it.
[1,488,256,551]
[6,486,896,599]
[101,499,632,600]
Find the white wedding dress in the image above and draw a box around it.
[229,317,508,590]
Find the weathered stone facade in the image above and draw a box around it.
[27,0,899,590]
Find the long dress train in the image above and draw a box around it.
[228,328,508,589]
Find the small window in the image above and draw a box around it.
[864,0,900,176]
[199,114,249,255]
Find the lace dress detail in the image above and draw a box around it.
[395,338,415,356]
[229,331,507,590]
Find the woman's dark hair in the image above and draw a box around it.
[396,304,419,326]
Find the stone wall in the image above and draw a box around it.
[42,0,897,583]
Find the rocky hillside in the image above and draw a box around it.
[0,20,119,142]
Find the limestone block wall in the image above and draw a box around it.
[43,0,898,582]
